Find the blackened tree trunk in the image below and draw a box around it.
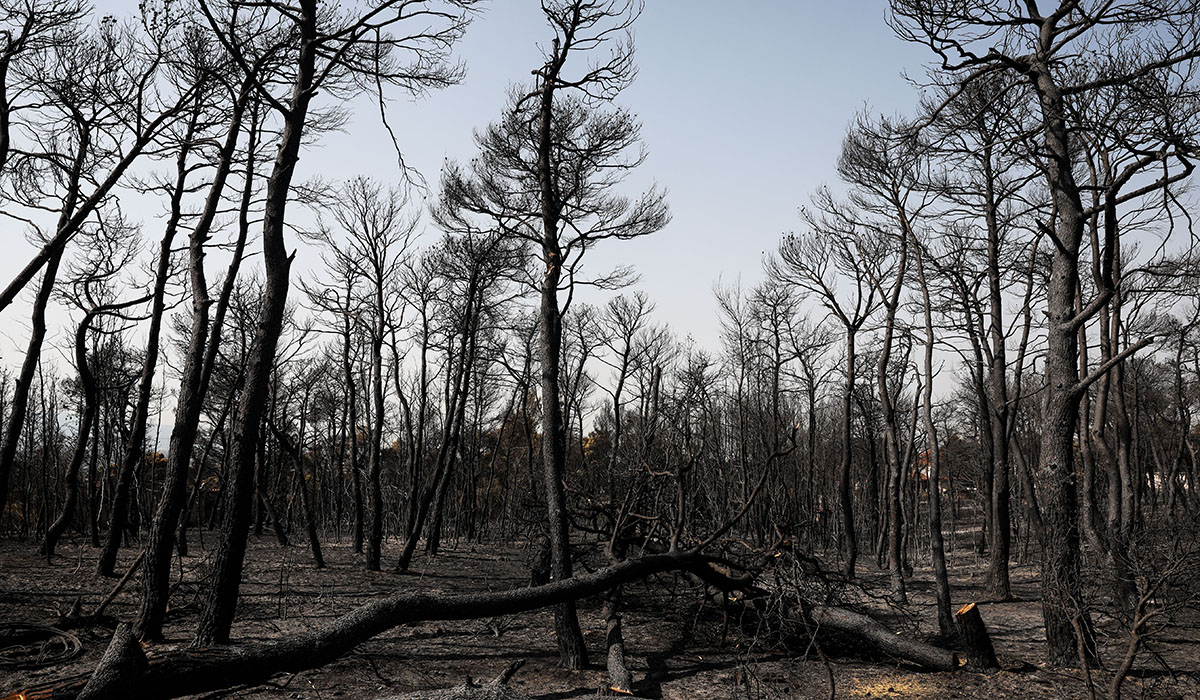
[536,40,588,669]
[41,305,108,557]
[0,120,90,520]
[0,248,63,524]
[426,284,483,556]
[341,278,365,555]
[397,280,477,572]
[272,411,325,570]
[839,326,859,580]
[914,240,954,638]
[366,301,386,571]
[176,104,260,560]
[192,1,318,646]
[873,246,908,605]
[1030,61,1097,667]
[983,145,1013,602]
[293,398,325,570]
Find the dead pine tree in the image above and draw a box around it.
[769,211,880,580]
[190,0,477,647]
[434,0,669,668]
[300,177,415,572]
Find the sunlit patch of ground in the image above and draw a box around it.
[846,675,936,698]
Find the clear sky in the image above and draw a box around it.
[0,1,934,360]
[304,0,933,348]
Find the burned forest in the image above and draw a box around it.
[2,2,1200,699]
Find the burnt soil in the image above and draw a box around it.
[2,536,1198,699]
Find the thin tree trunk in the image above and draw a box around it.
[365,289,386,570]
[97,105,202,578]
[135,91,256,640]
[914,241,954,637]
[41,307,106,557]
[840,327,858,579]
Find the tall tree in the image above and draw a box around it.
[302,177,415,572]
[771,202,880,580]
[40,221,145,557]
[0,12,164,521]
[134,27,264,639]
[436,0,668,667]
[192,0,476,646]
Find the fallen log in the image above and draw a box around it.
[381,661,528,700]
[7,552,750,700]
[76,625,147,700]
[384,685,531,700]
[808,605,959,672]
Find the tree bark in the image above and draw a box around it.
[75,625,148,700]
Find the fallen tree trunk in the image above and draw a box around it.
[385,685,533,700]
[9,553,749,700]
[76,625,147,700]
[808,605,959,671]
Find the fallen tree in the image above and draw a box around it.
[807,605,959,671]
[10,552,750,700]
[740,552,995,672]
[8,549,997,700]
[377,659,655,700]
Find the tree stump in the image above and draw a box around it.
[954,603,999,671]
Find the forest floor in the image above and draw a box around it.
[2,535,1199,700]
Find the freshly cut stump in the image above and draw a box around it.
[954,602,999,671]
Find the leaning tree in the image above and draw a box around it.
[190,0,478,647]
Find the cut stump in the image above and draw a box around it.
[955,602,999,671]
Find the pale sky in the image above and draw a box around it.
[313,1,933,347]
[1,1,932,362]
